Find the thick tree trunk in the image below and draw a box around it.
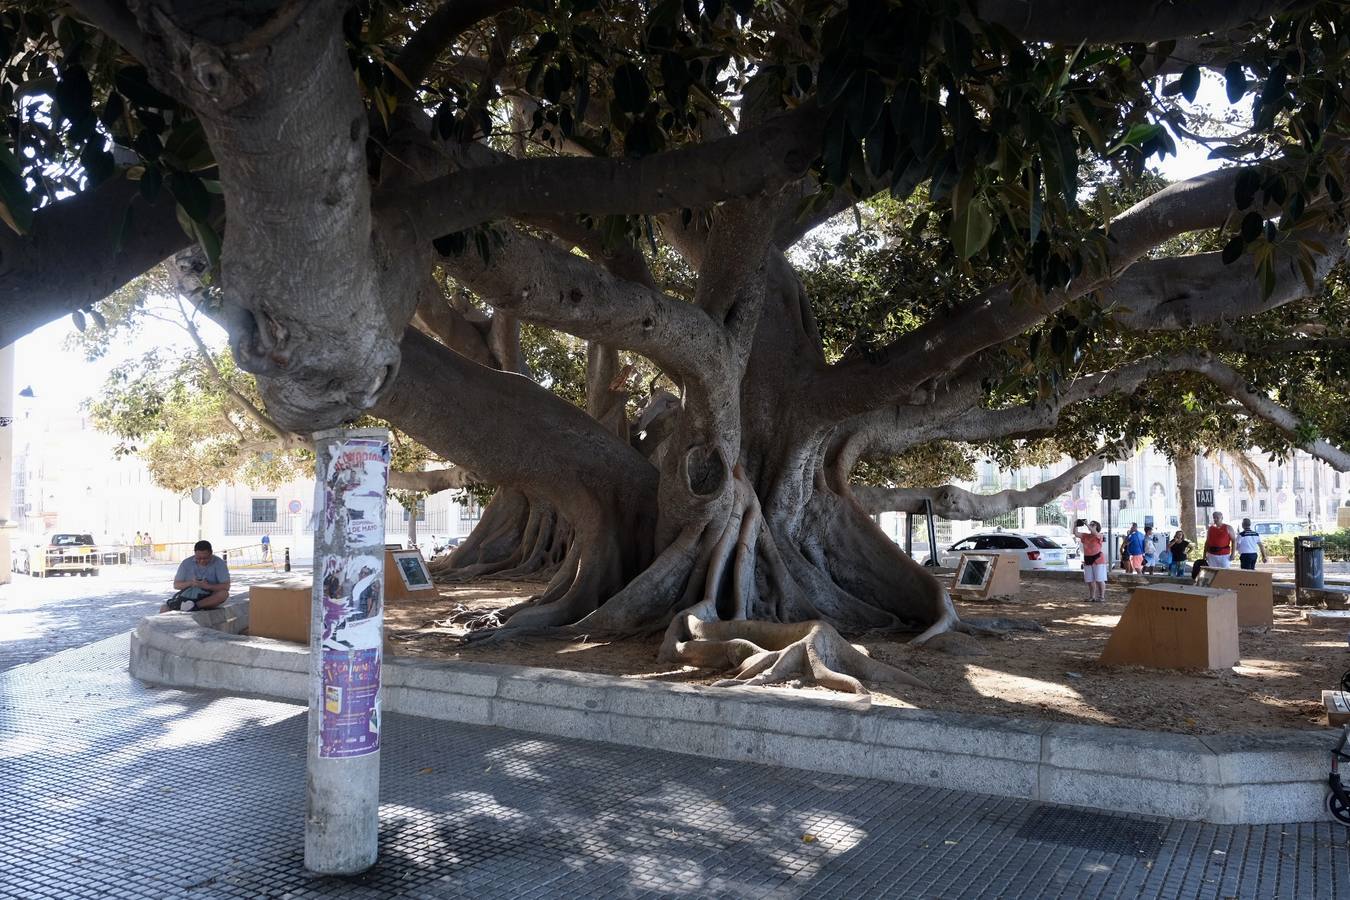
[1177,451,1199,542]
[393,250,958,693]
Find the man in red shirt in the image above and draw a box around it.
[1205,512,1237,569]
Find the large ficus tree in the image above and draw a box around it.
[3,0,1350,691]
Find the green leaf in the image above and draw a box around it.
[168,171,212,223]
[612,63,650,114]
[1109,122,1162,154]
[193,219,222,272]
[1234,169,1261,210]
[1224,61,1247,103]
[1220,236,1244,265]
[163,119,214,171]
[1239,211,1263,242]
[0,144,21,176]
[1178,65,1200,103]
[114,66,176,109]
[845,70,884,138]
[1029,167,1043,243]
[950,199,993,260]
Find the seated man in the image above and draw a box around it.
[163,540,231,612]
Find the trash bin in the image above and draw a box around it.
[1295,535,1324,591]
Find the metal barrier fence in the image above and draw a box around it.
[219,542,281,570]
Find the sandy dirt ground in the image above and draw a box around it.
[382,575,1350,734]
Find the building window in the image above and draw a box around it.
[402,499,427,521]
[1240,499,1248,513]
[251,498,277,523]
[1259,499,1267,512]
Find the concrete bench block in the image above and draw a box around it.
[869,708,1048,763]
[1042,723,1219,784]
[127,609,1342,825]
[1208,781,1331,825]
[388,659,499,697]
[385,686,492,726]
[496,671,611,712]
[1200,730,1333,783]
[1039,768,1211,820]
[867,745,1039,799]
[727,694,870,742]
[756,732,877,778]
[489,698,611,743]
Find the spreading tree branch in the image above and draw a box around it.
[68,0,146,59]
[388,467,480,493]
[852,448,1115,519]
[923,353,1350,470]
[966,0,1296,43]
[390,0,520,102]
[806,165,1277,424]
[0,176,195,346]
[438,226,729,384]
[382,107,823,244]
[1106,233,1350,330]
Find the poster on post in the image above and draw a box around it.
[320,648,381,758]
[322,438,390,549]
[317,435,390,760]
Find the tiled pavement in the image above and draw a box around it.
[1,634,1348,899]
[0,566,306,671]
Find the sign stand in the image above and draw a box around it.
[305,428,390,875]
[1196,488,1214,539]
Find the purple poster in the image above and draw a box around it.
[319,647,381,758]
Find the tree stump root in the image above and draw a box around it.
[664,617,930,695]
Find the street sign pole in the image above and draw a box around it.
[305,428,390,875]
[189,486,211,541]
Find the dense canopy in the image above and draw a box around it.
[3,0,1349,689]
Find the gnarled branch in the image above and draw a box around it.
[853,448,1114,519]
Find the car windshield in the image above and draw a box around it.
[1029,536,1060,549]
[51,534,94,546]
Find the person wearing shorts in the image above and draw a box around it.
[1205,512,1237,569]
[1076,520,1107,601]
[1125,524,1145,574]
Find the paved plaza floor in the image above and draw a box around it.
[1,627,1348,898]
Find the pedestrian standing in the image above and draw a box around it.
[1075,519,1108,601]
[1143,525,1166,574]
[1205,512,1237,569]
[1125,524,1145,573]
[1235,518,1267,570]
[1168,530,1191,578]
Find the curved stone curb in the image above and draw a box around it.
[129,601,1339,825]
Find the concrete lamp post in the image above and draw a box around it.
[305,427,391,874]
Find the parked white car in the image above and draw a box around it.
[937,531,1069,571]
[1024,524,1082,566]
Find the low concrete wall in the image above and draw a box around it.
[130,601,1339,825]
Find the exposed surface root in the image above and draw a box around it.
[958,616,1046,636]
[662,615,930,695]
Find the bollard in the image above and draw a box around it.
[305,427,390,875]
[223,549,228,563]
[284,547,292,572]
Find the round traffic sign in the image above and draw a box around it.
[288,499,302,514]
[189,486,211,505]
